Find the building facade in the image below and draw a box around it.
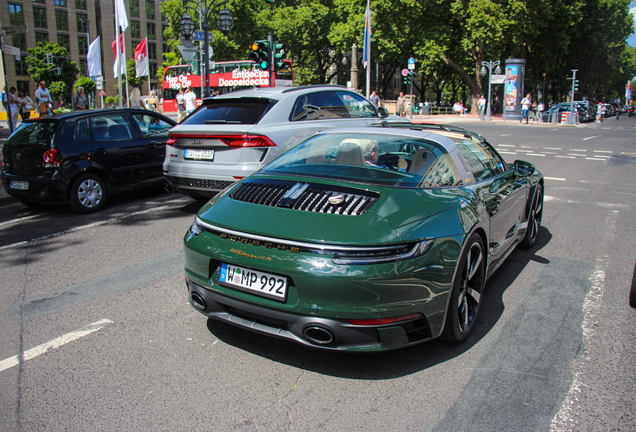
[1,0,169,103]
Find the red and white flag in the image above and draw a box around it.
[134,38,149,78]
[112,34,126,78]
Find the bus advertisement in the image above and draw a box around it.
[162,60,293,112]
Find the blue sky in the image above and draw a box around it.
[629,1,636,46]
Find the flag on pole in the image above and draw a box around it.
[87,36,102,77]
[112,34,126,78]
[135,38,149,78]
[626,80,632,102]
[115,0,129,31]
[362,0,371,69]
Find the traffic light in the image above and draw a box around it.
[403,72,412,86]
[57,67,62,75]
[249,40,270,71]
[47,53,53,64]
[273,41,286,71]
[573,79,579,92]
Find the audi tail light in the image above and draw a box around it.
[166,134,276,148]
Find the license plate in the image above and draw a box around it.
[9,180,29,190]
[184,149,214,160]
[219,263,287,301]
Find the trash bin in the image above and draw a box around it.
[422,105,430,115]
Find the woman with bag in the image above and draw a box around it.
[17,90,34,121]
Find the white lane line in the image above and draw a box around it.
[0,203,184,251]
[545,177,567,181]
[543,197,630,209]
[545,147,562,150]
[593,150,612,153]
[582,136,600,141]
[620,152,636,155]
[556,155,575,159]
[0,319,114,373]
[516,149,534,152]
[498,144,516,147]
[543,152,559,154]
[498,151,517,155]
[520,145,536,148]
[551,211,618,431]
[526,153,546,157]
[569,149,587,152]
[567,154,586,157]
[586,158,606,161]
[0,209,65,229]
[500,134,511,136]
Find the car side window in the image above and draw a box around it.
[291,92,350,121]
[75,118,89,142]
[132,114,173,138]
[337,91,378,118]
[89,114,134,142]
[457,137,506,181]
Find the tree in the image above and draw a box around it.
[74,76,96,94]
[25,42,80,92]
[48,81,67,106]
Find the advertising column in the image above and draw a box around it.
[503,59,525,121]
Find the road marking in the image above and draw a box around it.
[0,202,186,251]
[498,151,517,155]
[569,149,586,152]
[543,152,559,154]
[585,158,606,161]
[516,149,534,152]
[551,211,618,431]
[500,134,511,136]
[498,144,516,147]
[526,153,546,157]
[0,208,65,229]
[582,136,600,141]
[545,177,567,181]
[556,155,575,159]
[567,154,586,157]
[620,152,636,155]
[0,319,113,373]
[520,145,536,148]
[592,150,612,153]
[545,147,562,150]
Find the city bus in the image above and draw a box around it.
[162,59,293,112]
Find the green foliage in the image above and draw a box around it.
[48,81,67,98]
[25,43,79,91]
[74,76,96,94]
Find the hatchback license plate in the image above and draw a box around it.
[10,180,29,190]
[219,263,287,301]
[184,149,214,160]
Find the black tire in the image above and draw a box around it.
[630,261,636,309]
[69,173,107,214]
[521,184,543,248]
[442,233,486,343]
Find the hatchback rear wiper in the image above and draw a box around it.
[203,120,241,124]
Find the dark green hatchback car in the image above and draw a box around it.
[184,124,544,352]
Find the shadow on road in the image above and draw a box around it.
[206,227,553,379]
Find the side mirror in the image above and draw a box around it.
[377,107,389,118]
[513,160,535,177]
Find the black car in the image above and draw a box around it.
[1,109,176,213]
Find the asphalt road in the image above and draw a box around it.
[0,119,634,431]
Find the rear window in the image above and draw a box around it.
[5,120,58,147]
[181,98,277,125]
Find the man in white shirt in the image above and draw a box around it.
[184,86,197,115]
[35,81,52,117]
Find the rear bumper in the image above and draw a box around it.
[164,175,234,196]
[187,279,433,352]
[0,172,66,203]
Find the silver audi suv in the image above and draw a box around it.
[163,85,407,200]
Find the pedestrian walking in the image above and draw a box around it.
[7,87,19,130]
[478,95,486,119]
[520,93,531,124]
[596,102,604,123]
[370,90,380,107]
[397,92,406,117]
[17,90,34,121]
[73,86,89,110]
[184,86,197,115]
[176,87,187,123]
[147,90,162,114]
[616,105,620,120]
[35,81,52,117]
[129,88,146,109]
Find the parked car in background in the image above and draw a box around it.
[183,123,544,351]
[1,109,176,213]
[163,85,408,201]
[541,102,590,122]
[628,105,635,117]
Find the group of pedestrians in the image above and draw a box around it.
[1,81,55,131]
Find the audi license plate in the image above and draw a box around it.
[184,149,214,160]
[9,180,29,190]
[219,263,287,301]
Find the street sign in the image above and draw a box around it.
[1,24,27,36]
[98,89,106,97]
[95,76,103,90]
[192,31,204,41]
[402,68,409,77]
[408,57,415,70]
[490,74,506,84]
[3,44,20,56]
[178,44,199,65]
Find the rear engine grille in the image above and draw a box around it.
[168,176,234,191]
[231,179,379,216]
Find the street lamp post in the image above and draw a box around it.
[180,0,234,98]
[480,60,501,121]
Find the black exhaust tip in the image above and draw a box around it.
[304,325,335,345]
[190,292,207,311]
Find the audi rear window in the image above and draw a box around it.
[182,98,277,125]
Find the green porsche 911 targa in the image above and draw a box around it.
[183,124,544,352]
